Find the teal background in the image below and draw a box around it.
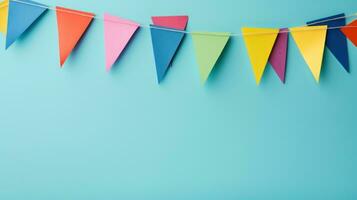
[0,0,357,199]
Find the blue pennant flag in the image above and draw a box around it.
[150,25,185,83]
[307,13,350,72]
[6,0,48,49]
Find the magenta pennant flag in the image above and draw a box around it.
[104,13,140,71]
[269,28,288,83]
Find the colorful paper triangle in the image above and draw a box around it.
[56,6,94,66]
[341,20,357,47]
[307,13,350,72]
[150,16,188,83]
[290,26,327,82]
[269,28,288,83]
[150,26,185,83]
[6,0,48,48]
[191,32,230,84]
[152,16,188,30]
[242,28,279,84]
[104,13,139,71]
[0,0,9,36]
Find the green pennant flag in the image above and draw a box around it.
[192,32,230,84]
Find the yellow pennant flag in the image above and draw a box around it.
[0,0,9,35]
[290,26,327,82]
[242,28,279,85]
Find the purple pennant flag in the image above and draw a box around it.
[269,28,288,83]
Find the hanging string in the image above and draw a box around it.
[2,0,357,37]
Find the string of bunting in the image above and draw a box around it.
[0,0,357,84]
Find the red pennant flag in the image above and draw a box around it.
[151,16,188,30]
[341,20,357,47]
[56,6,94,66]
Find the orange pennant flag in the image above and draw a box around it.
[56,7,94,66]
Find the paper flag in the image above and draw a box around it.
[6,0,47,48]
[150,16,188,83]
[269,28,289,83]
[307,14,349,72]
[341,20,357,47]
[0,0,8,35]
[104,13,139,71]
[290,26,327,82]
[192,32,230,84]
[242,28,279,84]
[56,6,94,66]
[152,16,188,30]
[150,26,185,83]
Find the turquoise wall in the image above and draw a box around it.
[1,0,357,199]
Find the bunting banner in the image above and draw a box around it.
[150,16,188,83]
[6,0,47,48]
[242,28,279,84]
[0,0,8,35]
[0,0,357,86]
[104,13,139,71]
[192,32,230,84]
[56,6,94,66]
[307,13,350,72]
[341,20,357,47]
[290,26,328,82]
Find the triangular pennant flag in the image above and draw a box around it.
[0,0,9,36]
[269,28,289,83]
[290,26,327,82]
[104,13,139,71]
[56,6,94,66]
[150,26,185,83]
[150,16,188,83]
[152,16,188,30]
[5,0,47,48]
[242,28,279,84]
[341,20,357,47]
[191,32,230,84]
[307,14,350,72]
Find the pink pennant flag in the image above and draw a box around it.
[104,13,139,71]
